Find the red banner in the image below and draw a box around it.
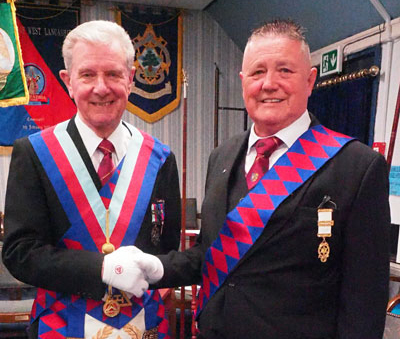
[0,4,79,146]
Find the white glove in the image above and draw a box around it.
[134,251,164,284]
[102,246,149,297]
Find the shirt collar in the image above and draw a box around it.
[75,113,130,162]
[247,110,311,155]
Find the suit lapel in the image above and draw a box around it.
[218,131,250,223]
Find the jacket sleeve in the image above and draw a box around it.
[336,153,390,338]
[154,149,221,288]
[2,137,107,300]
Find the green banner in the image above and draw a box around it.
[0,1,29,107]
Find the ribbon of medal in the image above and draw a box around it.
[317,208,334,262]
[102,209,132,317]
[317,195,336,263]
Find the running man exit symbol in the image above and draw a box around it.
[320,48,342,77]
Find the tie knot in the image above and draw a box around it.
[98,139,115,156]
[255,137,281,157]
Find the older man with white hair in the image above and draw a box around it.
[2,20,181,339]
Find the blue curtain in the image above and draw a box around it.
[308,77,374,145]
[308,45,381,146]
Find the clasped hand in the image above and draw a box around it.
[102,246,163,297]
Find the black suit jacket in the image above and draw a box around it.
[2,118,181,335]
[157,116,390,339]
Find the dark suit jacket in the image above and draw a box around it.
[2,118,181,336]
[157,116,390,339]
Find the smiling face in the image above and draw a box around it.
[240,34,317,137]
[60,41,135,138]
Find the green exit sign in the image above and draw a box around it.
[320,47,342,77]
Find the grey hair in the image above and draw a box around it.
[247,19,311,60]
[249,19,307,43]
[62,20,135,71]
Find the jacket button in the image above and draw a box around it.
[228,282,235,287]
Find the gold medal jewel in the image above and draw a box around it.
[317,208,334,263]
[103,285,132,318]
[318,238,330,263]
[103,297,120,318]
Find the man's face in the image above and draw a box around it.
[60,41,134,138]
[240,35,317,136]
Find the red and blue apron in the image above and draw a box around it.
[197,125,354,315]
[29,120,170,338]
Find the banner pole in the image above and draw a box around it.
[387,82,400,169]
[180,69,188,339]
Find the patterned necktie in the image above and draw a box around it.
[97,139,115,187]
[246,136,281,189]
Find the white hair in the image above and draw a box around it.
[62,20,135,71]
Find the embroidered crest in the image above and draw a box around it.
[133,24,171,91]
[25,63,48,104]
[0,27,15,92]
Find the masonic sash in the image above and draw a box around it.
[28,120,170,338]
[196,125,354,316]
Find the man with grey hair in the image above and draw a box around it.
[2,20,181,339]
[123,19,390,338]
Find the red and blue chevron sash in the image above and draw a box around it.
[196,125,354,315]
[28,120,171,338]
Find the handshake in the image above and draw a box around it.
[101,246,163,297]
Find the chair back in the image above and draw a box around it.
[185,198,199,230]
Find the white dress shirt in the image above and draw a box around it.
[74,113,132,172]
[245,111,311,175]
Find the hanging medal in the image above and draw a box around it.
[102,209,118,317]
[317,208,334,262]
[316,195,337,263]
[103,285,132,318]
[151,199,165,246]
[102,209,132,317]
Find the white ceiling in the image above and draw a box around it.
[109,0,214,10]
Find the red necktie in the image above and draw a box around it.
[246,136,281,189]
[97,139,115,186]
